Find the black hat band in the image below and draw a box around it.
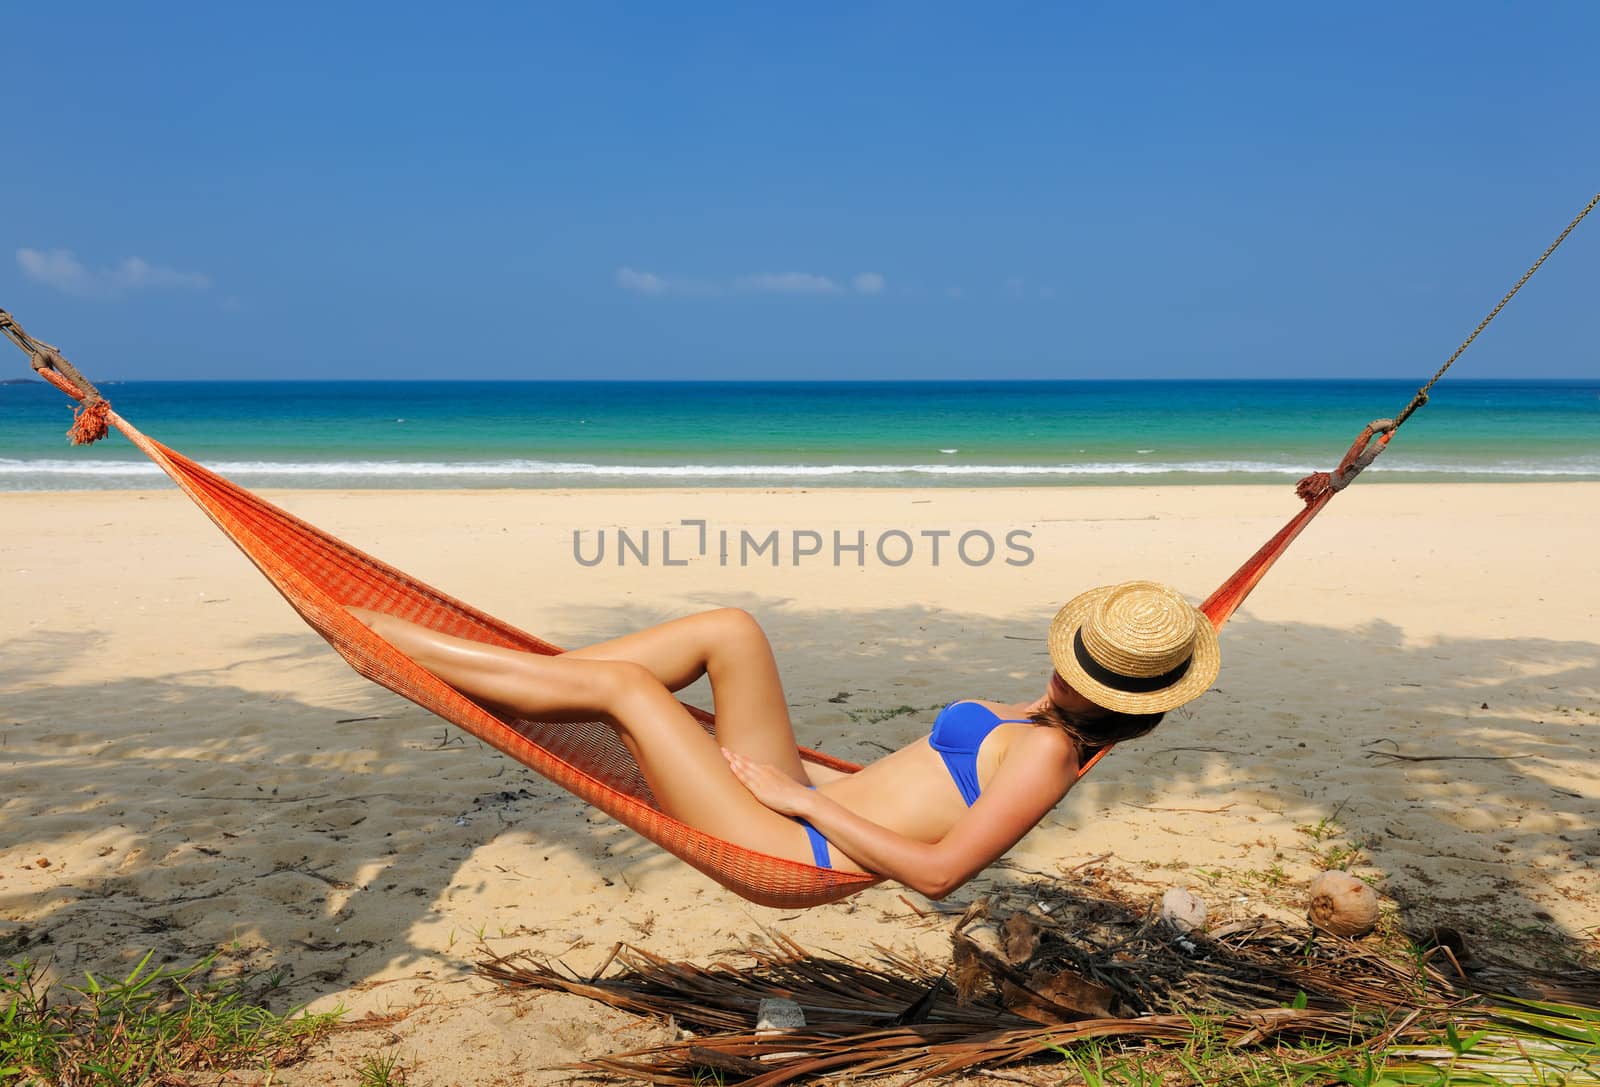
[1073,629,1192,693]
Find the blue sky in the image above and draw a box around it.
[3,4,1597,380]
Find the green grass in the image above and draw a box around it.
[1357,997,1600,1086]
[1057,1038,1171,1086]
[844,703,940,725]
[1296,815,1373,872]
[357,1049,408,1086]
[1040,997,1600,1087]
[1,950,340,1086]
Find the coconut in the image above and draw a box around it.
[1159,888,1207,935]
[1307,870,1379,937]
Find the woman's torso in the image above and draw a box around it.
[814,701,1064,869]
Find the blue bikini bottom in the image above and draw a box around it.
[796,786,832,869]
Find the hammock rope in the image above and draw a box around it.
[1391,191,1599,430]
[3,191,1592,907]
[0,312,112,444]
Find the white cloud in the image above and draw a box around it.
[616,266,668,294]
[16,248,92,294]
[112,257,210,291]
[616,266,888,298]
[946,286,964,299]
[736,271,839,294]
[17,247,211,297]
[614,267,723,296]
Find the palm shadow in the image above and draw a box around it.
[1,596,1595,1008]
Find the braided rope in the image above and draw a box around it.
[1294,192,1599,503]
[0,309,107,404]
[1392,191,1600,429]
[0,309,114,443]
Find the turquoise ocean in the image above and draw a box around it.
[1,380,1596,491]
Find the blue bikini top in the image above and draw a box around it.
[929,701,1033,806]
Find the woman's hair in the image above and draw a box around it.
[1029,702,1164,754]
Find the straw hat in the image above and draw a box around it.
[1047,581,1219,714]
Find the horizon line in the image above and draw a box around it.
[5,375,1593,385]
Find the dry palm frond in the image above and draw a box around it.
[478,925,1435,1084]
[479,932,1015,1036]
[584,1008,1374,1086]
[478,889,1600,1085]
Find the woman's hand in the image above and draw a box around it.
[722,748,815,817]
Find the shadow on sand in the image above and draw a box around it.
[1,595,1595,1007]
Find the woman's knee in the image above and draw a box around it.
[700,607,766,647]
[590,658,666,715]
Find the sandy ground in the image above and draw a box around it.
[2,483,1596,1083]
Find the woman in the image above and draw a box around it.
[350,579,1218,899]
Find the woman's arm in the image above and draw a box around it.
[725,728,1078,899]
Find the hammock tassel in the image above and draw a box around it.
[1295,419,1395,504]
[1293,470,1334,504]
[68,398,111,445]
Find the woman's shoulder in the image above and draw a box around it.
[1001,720,1079,769]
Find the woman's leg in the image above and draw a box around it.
[346,608,829,862]
[561,608,811,782]
[348,608,620,721]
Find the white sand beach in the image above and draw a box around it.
[2,483,1596,1082]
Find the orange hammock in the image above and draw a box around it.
[9,200,1587,902]
[8,198,1590,906]
[13,353,1395,907]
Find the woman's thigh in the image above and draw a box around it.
[610,679,835,866]
[566,608,811,782]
